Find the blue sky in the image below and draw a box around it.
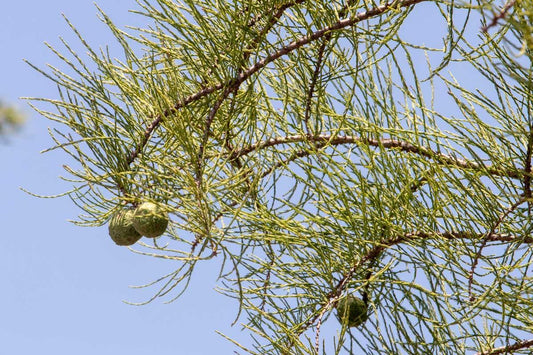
[0,2,242,354]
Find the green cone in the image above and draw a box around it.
[108,208,142,246]
[132,202,169,238]
[335,294,369,327]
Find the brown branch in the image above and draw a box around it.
[193,2,306,221]
[196,85,236,185]
[125,0,427,168]
[234,0,426,89]
[475,339,533,355]
[301,0,361,176]
[217,1,306,194]
[242,1,306,66]
[414,230,532,243]
[468,197,526,301]
[295,230,532,340]
[524,132,533,196]
[127,1,306,169]
[481,0,517,33]
[304,41,328,135]
[225,0,304,153]
[126,115,163,165]
[296,234,404,339]
[314,311,325,354]
[229,133,522,179]
[524,130,533,213]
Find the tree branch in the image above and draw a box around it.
[475,339,533,355]
[126,0,427,167]
[196,1,306,232]
[303,0,360,140]
[241,0,306,66]
[481,0,517,33]
[468,196,527,301]
[294,230,532,342]
[304,41,328,135]
[223,0,305,165]
[228,133,522,179]
[523,129,533,213]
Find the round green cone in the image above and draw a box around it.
[132,202,169,238]
[108,208,142,246]
[335,295,369,327]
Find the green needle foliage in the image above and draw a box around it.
[27,0,533,353]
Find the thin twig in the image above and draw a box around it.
[259,144,326,179]
[304,41,328,135]
[303,0,360,140]
[127,115,163,165]
[196,85,236,186]
[242,1,306,66]
[259,241,276,311]
[475,338,533,355]
[524,129,533,212]
[467,197,526,301]
[481,0,517,33]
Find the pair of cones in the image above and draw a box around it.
[108,202,169,246]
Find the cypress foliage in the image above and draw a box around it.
[27,1,533,353]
